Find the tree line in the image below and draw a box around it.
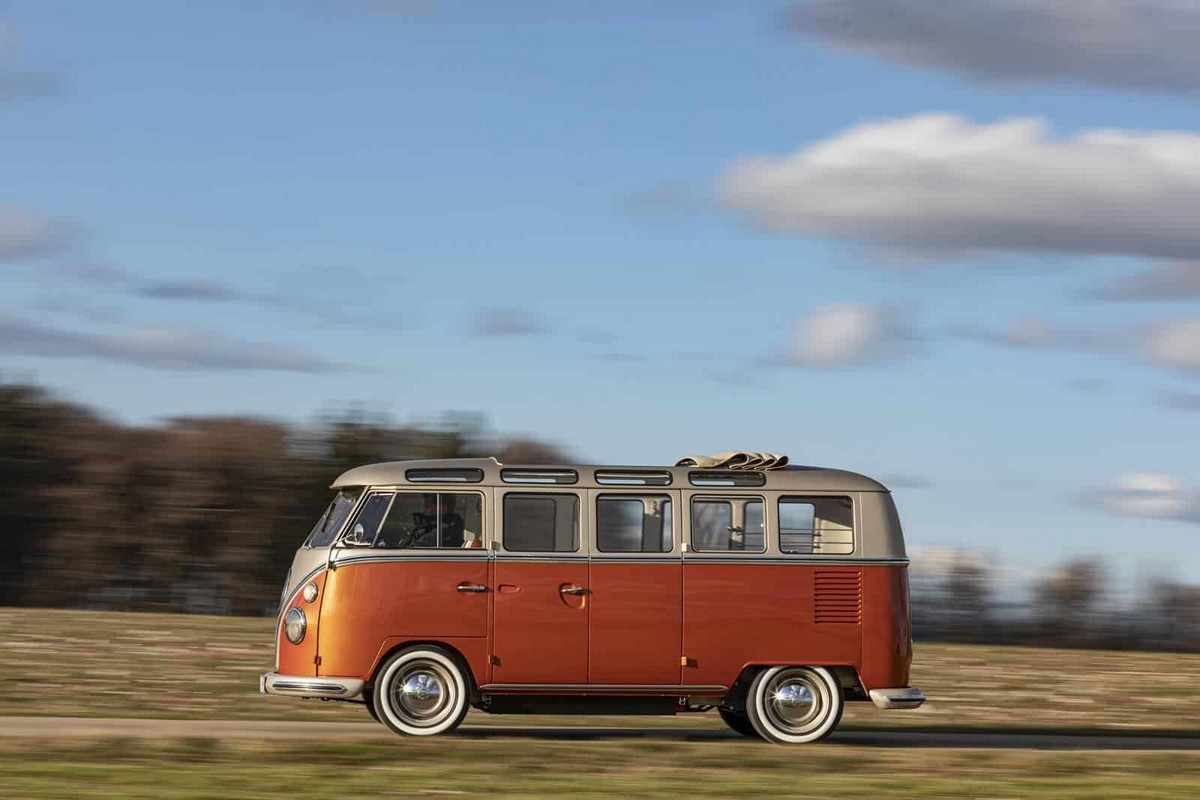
[912,555,1200,653]
[2,380,1197,652]
[0,382,566,616]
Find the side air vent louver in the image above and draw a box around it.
[813,569,862,625]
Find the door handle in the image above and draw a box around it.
[559,585,590,596]
[456,583,488,593]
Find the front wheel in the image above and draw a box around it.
[745,666,843,744]
[373,647,471,737]
[718,707,759,738]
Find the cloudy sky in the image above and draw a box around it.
[3,1,1200,580]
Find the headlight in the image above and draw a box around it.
[302,582,319,603]
[284,607,307,644]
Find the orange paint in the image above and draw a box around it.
[298,558,912,693]
[682,563,863,687]
[859,566,912,691]
[491,560,589,684]
[275,569,328,677]
[317,559,490,678]
[588,562,682,684]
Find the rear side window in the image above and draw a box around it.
[690,497,764,552]
[503,493,579,552]
[779,496,854,555]
[596,495,672,553]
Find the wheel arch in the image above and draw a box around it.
[367,640,482,704]
[725,663,864,710]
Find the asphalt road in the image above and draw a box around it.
[1,717,1198,750]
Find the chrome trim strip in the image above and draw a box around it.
[589,556,681,564]
[868,687,927,710]
[332,552,489,567]
[683,556,909,566]
[479,684,728,694]
[494,553,589,561]
[261,672,365,700]
[327,553,908,567]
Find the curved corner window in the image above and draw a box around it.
[307,488,362,548]
[779,496,854,555]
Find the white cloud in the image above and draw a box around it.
[1087,472,1200,524]
[790,0,1200,92]
[794,303,906,367]
[0,316,343,373]
[470,308,543,338]
[998,319,1054,349]
[1144,319,1200,370]
[0,206,76,261]
[0,20,57,102]
[1090,261,1200,301]
[718,114,1200,262]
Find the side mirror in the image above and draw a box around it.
[344,522,369,546]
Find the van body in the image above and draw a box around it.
[261,457,924,743]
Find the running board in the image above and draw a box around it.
[479,684,727,695]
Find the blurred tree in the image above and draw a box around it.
[943,555,994,643]
[1033,558,1105,647]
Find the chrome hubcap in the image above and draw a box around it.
[391,662,453,725]
[764,671,825,733]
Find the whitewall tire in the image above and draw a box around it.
[373,647,471,737]
[746,666,843,744]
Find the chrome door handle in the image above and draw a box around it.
[559,585,590,596]
[456,583,488,593]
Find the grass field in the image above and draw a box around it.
[3,607,1200,799]
[4,607,1200,732]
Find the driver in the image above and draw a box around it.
[407,494,465,548]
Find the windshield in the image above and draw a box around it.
[307,488,362,547]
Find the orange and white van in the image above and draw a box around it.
[261,453,924,743]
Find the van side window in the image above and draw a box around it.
[375,492,484,549]
[596,495,672,553]
[779,496,854,555]
[691,498,764,552]
[503,493,579,552]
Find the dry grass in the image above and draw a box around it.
[2,736,1200,799]
[3,607,1200,734]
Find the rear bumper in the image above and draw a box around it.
[868,686,926,710]
[260,672,364,700]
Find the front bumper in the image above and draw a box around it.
[260,672,364,700]
[868,686,926,710]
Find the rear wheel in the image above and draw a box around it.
[718,707,759,738]
[745,666,843,744]
[373,647,471,737]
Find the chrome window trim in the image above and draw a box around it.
[498,489,584,554]
[688,494,768,554]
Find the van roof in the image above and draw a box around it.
[330,457,890,493]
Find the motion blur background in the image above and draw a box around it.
[3,1,1200,651]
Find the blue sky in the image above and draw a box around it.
[3,1,1200,584]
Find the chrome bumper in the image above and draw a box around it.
[260,672,364,700]
[869,686,926,710]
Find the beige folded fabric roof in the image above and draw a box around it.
[674,450,789,470]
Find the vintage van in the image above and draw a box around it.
[261,453,924,743]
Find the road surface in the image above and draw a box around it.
[0,717,1197,750]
